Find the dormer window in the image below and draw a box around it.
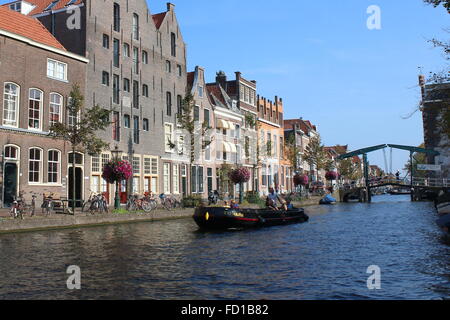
[9,2,21,12]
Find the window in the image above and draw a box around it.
[171,32,176,57]
[48,150,60,184]
[191,166,197,194]
[29,148,42,183]
[4,145,18,160]
[102,71,109,86]
[166,60,171,73]
[143,118,149,131]
[133,80,139,108]
[198,86,203,98]
[173,164,179,194]
[3,83,19,127]
[102,34,109,49]
[142,51,148,64]
[163,163,170,194]
[113,38,120,67]
[132,14,139,40]
[133,116,140,144]
[142,84,149,97]
[67,101,80,128]
[166,92,172,116]
[113,74,120,104]
[9,2,21,12]
[235,124,240,139]
[123,43,130,57]
[49,93,63,126]
[164,123,174,153]
[194,106,200,122]
[123,78,130,92]
[177,65,182,77]
[124,114,130,128]
[47,59,67,81]
[204,109,210,127]
[112,112,120,141]
[177,95,183,116]
[28,89,42,130]
[113,3,120,32]
[133,47,139,74]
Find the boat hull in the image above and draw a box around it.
[193,207,309,230]
[437,202,450,216]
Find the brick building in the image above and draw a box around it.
[0,6,87,207]
[419,75,450,177]
[6,0,189,202]
[257,95,287,195]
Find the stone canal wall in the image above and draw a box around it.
[0,197,323,234]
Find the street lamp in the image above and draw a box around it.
[111,145,122,210]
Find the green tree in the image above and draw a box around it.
[177,93,212,195]
[285,133,301,173]
[303,136,333,176]
[338,158,363,181]
[49,84,110,212]
[424,0,450,13]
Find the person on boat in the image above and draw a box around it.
[223,201,230,208]
[267,187,288,211]
[286,200,294,210]
[230,200,240,210]
[396,170,401,181]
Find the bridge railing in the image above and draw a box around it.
[412,177,450,188]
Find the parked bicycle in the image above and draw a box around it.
[41,193,55,216]
[10,191,36,219]
[82,192,109,215]
[126,194,154,213]
[159,193,183,211]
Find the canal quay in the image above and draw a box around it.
[0,195,448,300]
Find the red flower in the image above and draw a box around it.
[229,167,251,184]
[102,159,133,183]
[294,174,309,186]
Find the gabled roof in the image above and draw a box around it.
[0,5,66,50]
[3,0,84,16]
[152,11,167,29]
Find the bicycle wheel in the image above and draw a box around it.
[163,200,173,211]
[82,201,91,213]
[141,201,152,213]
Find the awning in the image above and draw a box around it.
[222,141,232,153]
[222,141,237,154]
[217,119,230,129]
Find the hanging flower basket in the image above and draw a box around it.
[294,174,309,186]
[229,167,251,185]
[325,171,339,181]
[102,159,133,184]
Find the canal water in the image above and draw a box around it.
[0,195,448,300]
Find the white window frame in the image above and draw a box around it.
[28,88,43,131]
[3,82,20,127]
[47,149,61,184]
[47,59,68,82]
[49,92,63,127]
[29,147,43,184]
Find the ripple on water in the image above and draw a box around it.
[0,195,448,300]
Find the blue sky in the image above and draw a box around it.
[2,0,448,173]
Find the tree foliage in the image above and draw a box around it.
[303,136,333,172]
[424,0,450,13]
[49,85,110,155]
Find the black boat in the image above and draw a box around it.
[193,207,309,230]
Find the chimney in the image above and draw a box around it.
[216,71,227,89]
[167,3,175,11]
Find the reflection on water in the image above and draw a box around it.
[0,195,448,300]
